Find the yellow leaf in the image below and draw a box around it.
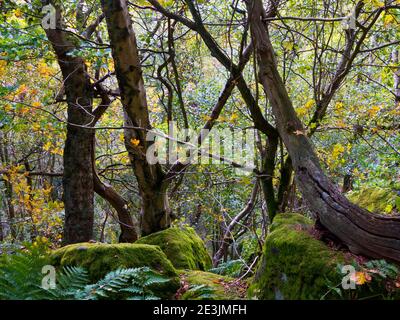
[282,41,294,51]
[384,14,395,28]
[229,113,239,123]
[130,138,140,147]
[332,143,345,159]
[335,101,344,111]
[14,9,23,18]
[304,99,315,110]
[43,141,52,151]
[367,105,381,117]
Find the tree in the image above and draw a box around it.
[41,0,95,244]
[247,0,400,262]
[41,1,138,243]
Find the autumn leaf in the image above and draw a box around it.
[351,271,372,285]
[130,138,140,147]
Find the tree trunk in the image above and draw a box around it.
[42,1,94,244]
[393,48,400,106]
[248,0,400,262]
[277,156,293,212]
[101,0,170,236]
[259,136,278,221]
[0,210,3,241]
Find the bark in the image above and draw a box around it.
[42,1,94,244]
[3,176,16,239]
[101,0,170,236]
[277,156,293,212]
[0,210,3,241]
[342,174,354,193]
[393,48,400,105]
[259,136,278,221]
[248,0,400,262]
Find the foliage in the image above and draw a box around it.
[182,284,216,300]
[74,267,171,300]
[0,249,171,300]
[209,260,245,278]
[323,260,400,300]
[347,187,400,214]
[0,0,400,301]
[0,237,51,300]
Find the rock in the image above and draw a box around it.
[179,270,246,300]
[50,242,180,299]
[248,213,345,300]
[136,226,212,271]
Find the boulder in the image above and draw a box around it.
[136,226,212,271]
[248,213,345,300]
[179,270,246,300]
[50,242,180,299]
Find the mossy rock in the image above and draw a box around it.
[179,270,246,300]
[347,187,400,215]
[50,243,180,299]
[136,226,212,271]
[248,213,346,300]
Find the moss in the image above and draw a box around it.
[50,243,180,299]
[248,213,346,300]
[179,270,244,300]
[347,187,400,215]
[136,226,212,271]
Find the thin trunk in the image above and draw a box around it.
[259,136,278,221]
[393,48,400,106]
[0,209,3,241]
[213,183,259,266]
[277,156,293,212]
[4,177,16,240]
[248,0,400,262]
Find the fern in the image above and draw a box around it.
[0,248,171,300]
[364,259,399,279]
[184,284,216,300]
[43,266,90,300]
[209,259,244,277]
[0,250,50,300]
[78,268,141,300]
[123,267,170,300]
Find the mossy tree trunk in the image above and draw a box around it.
[101,0,171,236]
[247,0,400,262]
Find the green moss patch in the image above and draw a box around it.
[248,213,346,300]
[179,270,247,300]
[50,243,180,299]
[136,226,212,271]
[347,187,400,215]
